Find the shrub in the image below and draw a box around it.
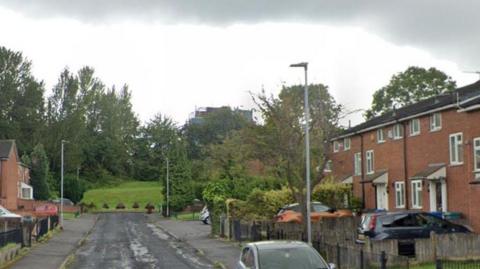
[103,203,109,209]
[312,177,353,209]
[116,202,125,209]
[145,203,155,210]
[132,202,139,209]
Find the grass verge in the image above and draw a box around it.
[81,181,163,212]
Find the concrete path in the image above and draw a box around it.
[11,214,97,269]
[155,218,241,269]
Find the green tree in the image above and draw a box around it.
[253,84,343,229]
[0,46,45,154]
[365,66,456,119]
[30,144,51,200]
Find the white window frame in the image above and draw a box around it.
[354,152,362,176]
[409,118,420,136]
[393,124,403,140]
[474,138,480,172]
[430,113,442,131]
[449,133,464,165]
[333,141,340,153]
[366,150,374,175]
[395,182,405,208]
[411,180,423,209]
[344,138,351,151]
[377,129,385,143]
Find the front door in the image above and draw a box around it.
[376,184,388,210]
[429,180,447,212]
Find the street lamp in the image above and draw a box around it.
[289,62,312,245]
[60,140,68,228]
[166,157,170,217]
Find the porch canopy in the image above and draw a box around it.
[341,175,353,184]
[410,164,446,181]
[360,170,388,185]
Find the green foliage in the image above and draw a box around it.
[63,174,86,203]
[29,144,51,200]
[0,46,45,154]
[312,177,353,209]
[365,66,456,119]
[227,187,294,220]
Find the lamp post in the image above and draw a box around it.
[166,157,170,217]
[289,62,312,245]
[60,140,68,228]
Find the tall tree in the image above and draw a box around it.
[29,144,51,200]
[0,46,45,154]
[253,84,343,229]
[365,66,456,119]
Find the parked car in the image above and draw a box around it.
[199,206,210,224]
[275,202,352,223]
[51,198,75,206]
[357,211,471,243]
[236,241,335,269]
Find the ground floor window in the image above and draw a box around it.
[395,181,405,208]
[411,180,423,209]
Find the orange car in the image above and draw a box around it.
[274,202,352,223]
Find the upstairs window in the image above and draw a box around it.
[377,129,385,143]
[366,150,374,174]
[354,152,362,176]
[393,124,403,139]
[474,138,480,172]
[449,133,464,165]
[430,113,442,131]
[410,118,420,136]
[344,138,351,151]
[333,141,340,152]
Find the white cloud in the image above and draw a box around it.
[0,7,476,127]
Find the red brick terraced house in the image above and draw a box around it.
[0,140,34,211]
[329,80,480,232]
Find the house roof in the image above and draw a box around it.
[0,140,16,160]
[338,80,480,138]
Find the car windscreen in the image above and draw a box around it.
[312,204,330,213]
[258,246,329,269]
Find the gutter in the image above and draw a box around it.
[457,104,480,112]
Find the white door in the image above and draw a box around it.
[376,184,388,210]
[429,181,447,212]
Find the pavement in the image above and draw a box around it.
[10,214,97,269]
[154,218,241,269]
[70,213,213,269]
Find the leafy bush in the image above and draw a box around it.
[312,177,353,209]
[132,202,139,209]
[227,187,294,220]
[116,202,125,209]
[103,203,109,209]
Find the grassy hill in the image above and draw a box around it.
[81,181,163,211]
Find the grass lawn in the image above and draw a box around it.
[81,181,163,212]
[62,212,78,220]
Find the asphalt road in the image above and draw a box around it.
[70,213,214,269]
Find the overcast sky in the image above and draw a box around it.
[0,1,479,126]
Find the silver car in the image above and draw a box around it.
[236,241,335,269]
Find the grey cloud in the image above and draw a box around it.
[1,0,480,69]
